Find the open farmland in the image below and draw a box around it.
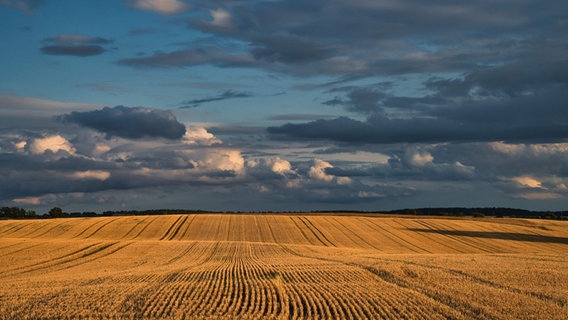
[0,214,567,319]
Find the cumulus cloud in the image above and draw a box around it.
[130,0,188,14]
[247,157,296,178]
[28,135,76,155]
[58,105,186,140]
[497,175,567,200]
[40,34,113,57]
[309,159,351,184]
[176,149,245,178]
[182,126,222,146]
[270,158,294,176]
[407,150,434,167]
[308,159,335,182]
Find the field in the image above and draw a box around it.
[0,214,567,319]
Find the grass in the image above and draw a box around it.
[0,214,566,319]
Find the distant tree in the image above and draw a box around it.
[48,207,65,218]
[25,210,36,218]
[0,207,35,219]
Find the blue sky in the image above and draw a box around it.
[1,0,567,213]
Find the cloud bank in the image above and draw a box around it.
[58,105,186,140]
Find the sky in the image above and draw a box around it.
[1,0,567,213]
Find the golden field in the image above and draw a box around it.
[0,214,567,319]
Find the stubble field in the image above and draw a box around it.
[0,214,567,319]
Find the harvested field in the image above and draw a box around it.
[0,214,567,319]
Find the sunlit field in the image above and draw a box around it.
[1,214,566,319]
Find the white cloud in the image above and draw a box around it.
[336,176,352,185]
[182,126,222,146]
[94,144,111,155]
[29,135,76,155]
[186,149,245,175]
[70,170,111,181]
[490,142,568,156]
[12,196,42,205]
[308,159,351,184]
[210,8,232,27]
[512,176,543,189]
[271,158,293,175]
[408,150,434,167]
[14,140,26,151]
[246,157,294,175]
[132,0,188,14]
[309,159,334,182]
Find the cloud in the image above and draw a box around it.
[118,47,254,69]
[58,105,186,140]
[75,82,127,94]
[323,87,388,115]
[130,0,188,15]
[117,1,568,79]
[178,149,245,177]
[308,159,351,184]
[28,135,76,155]
[512,176,543,189]
[40,34,113,57]
[179,90,253,108]
[0,94,100,128]
[12,196,41,205]
[497,175,567,200]
[0,0,42,13]
[267,114,337,121]
[69,170,111,181]
[270,158,294,176]
[268,57,568,145]
[247,157,296,177]
[209,8,232,28]
[182,126,222,146]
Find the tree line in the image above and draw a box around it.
[1,206,566,220]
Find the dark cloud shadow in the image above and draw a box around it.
[407,228,568,245]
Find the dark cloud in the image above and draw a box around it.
[267,114,336,121]
[117,47,253,69]
[323,87,388,115]
[58,105,186,140]
[180,90,253,108]
[269,49,568,144]
[118,1,567,77]
[268,111,568,145]
[249,34,333,64]
[40,34,113,57]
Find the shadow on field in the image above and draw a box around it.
[406,229,568,245]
